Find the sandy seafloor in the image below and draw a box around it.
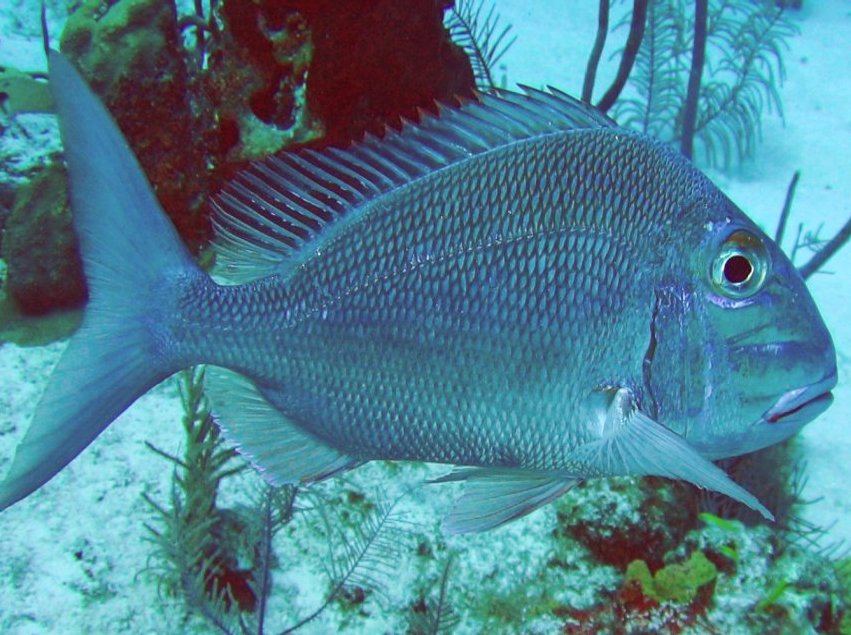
[0,1,849,633]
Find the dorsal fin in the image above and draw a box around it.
[211,87,617,282]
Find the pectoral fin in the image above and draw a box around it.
[572,388,773,520]
[432,468,581,534]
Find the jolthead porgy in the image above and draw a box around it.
[0,50,836,532]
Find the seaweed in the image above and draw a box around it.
[773,170,800,247]
[408,555,459,635]
[142,367,256,630]
[611,0,797,167]
[445,0,516,91]
[144,367,409,634]
[680,0,708,158]
[794,217,851,280]
[610,0,691,141]
[583,0,611,104]
[695,1,796,166]
[281,494,408,633]
[177,0,220,70]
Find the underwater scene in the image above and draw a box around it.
[0,0,850,633]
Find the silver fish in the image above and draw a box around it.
[0,50,836,533]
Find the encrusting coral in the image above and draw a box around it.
[60,0,210,245]
[1,162,85,314]
[1,0,476,317]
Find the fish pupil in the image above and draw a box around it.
[724,255,752,285]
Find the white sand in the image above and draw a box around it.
[0,1,849,633]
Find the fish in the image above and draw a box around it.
[0,48,837,533]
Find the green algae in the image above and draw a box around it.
[0,68,53,115]
[836,559,851,634]
[626,551,718,604]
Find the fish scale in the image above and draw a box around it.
[174,134,668,470]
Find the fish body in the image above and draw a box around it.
[179,130,750,467]
[0,51,836,532]
[180,129,672,468]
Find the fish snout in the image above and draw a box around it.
[762,365,836,425]
[728,332,836,429]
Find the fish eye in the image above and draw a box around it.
[709,230,769,298]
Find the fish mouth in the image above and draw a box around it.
[763,371,837,425]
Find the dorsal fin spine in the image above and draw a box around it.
[480,99,540,133]
[212,212,294,265]
[423,114,490,150]
[299,150,372,199]
[303,149,379,198]
[229,180,313,238]
[469,104,529,134]
[251,163,336,224]
[389,121,456,164]
[326,146,396,189]
[494,92,559,126]
[212,86,619,281]
[381,129,445,172]
[237,174,320,233]
[216,193,301,248]
[354,143,412,182]
[273,155,351,212]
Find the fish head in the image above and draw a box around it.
[648,200,836,460]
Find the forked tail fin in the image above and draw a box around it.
[0,50,202,510]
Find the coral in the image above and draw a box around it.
[0,161,86,314]
[9,0,475,317]
[444,0,516,91]
[408,555,459,635]
[559,519,847,634]
[0,67,60,220]
[836,560,851,634]
[685,519,846,633]
[554,476,698,569]
[59,0,211,247]
[204,0,477,160]
[205,0,323,162]
[143,367,260,627]
[612,0,797,167]
[703,439,812,541]
[564,550,719,633]
[271,0,475,147]
[145,368,411,634]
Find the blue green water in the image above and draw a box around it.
[0,1,848,633]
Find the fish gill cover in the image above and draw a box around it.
[0,1,848,633]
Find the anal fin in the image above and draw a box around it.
[432,468,581,534]
[205,368,358,484]
[572,388,773,520]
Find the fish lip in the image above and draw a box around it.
[763,371,837,424]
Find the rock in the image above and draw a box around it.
[1,162,86,314]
